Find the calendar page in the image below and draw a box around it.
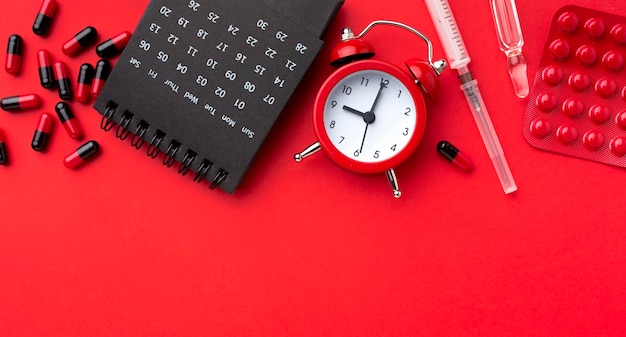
[94,0,342,193]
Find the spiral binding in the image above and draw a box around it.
[162,141,180,167]
[146,130,164,158]
[116,111,133,140]
[100,102,117,132]
[100,102,228,190]
[193,159,212,183]
[178,150,196,176]
[130,121,148,149]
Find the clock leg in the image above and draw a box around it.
[294,142,321,162]
[386,168,401,198]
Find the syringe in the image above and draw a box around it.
[424,0,517,194]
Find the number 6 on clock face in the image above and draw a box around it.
[313,59,427,174]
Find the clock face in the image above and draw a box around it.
[313,60,426,174]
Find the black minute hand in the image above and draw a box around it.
[369,79,387,113]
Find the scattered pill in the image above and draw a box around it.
[54,61,72,100]
[5,34,23,75]
[55,101,82,139]
[1,94,41,111]
[62,26,98,56]
[0,129,7,164]
[32,0,57,36]
[63,140,99,169]
[96,31,131,58]
[91,59,110,98]
[437,140,473,171]
[32,112,54,152]
[37,49,55,89]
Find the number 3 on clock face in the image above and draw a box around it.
[313,60,427,174]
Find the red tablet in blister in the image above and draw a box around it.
[524,5,626,167]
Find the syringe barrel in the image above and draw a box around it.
[424,0,471,69]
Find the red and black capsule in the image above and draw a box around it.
[91,59,110,98]
[54,61,73,100]
[32,112,54,152]
[64,140,99,169]
[76,63,94,104]
[32,0,57,36]
[95,31,131,58]
[1,94,41,111]
[55,101,82,140]
[437,140,473,171]
[5,34,23,75]
[62,26,98,56]
[0,128,8,165]
[37,49,55,89]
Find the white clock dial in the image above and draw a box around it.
[323,69,417,163]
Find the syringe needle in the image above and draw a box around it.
[424,0,518,194]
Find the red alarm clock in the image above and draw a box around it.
[294,20,446,198]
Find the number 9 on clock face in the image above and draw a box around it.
[313,60,427,174]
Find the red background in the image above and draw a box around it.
[1,0,625,336]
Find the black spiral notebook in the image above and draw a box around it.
[94,0,343,193]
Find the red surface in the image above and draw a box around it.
[1,0,626,336]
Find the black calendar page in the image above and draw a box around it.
[94,0,341,193]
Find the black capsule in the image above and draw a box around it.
[437,140,473,171]
[76,63,94,103]
[54,61,72,100]
[91,59,111,98]
[0,128,8,164]
[64,140,99,168]
[62,26,98,56]
[32,112,54,152]
[95,31,131,58]
[37,49,55,89]
[5,34,23,75]
[32,0,57,36]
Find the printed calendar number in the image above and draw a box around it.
[188,0,200,11]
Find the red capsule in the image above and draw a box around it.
[37,49,55,89]
[76,63,94,104]
[1,94,41,111]
[5,34,23,75]
[64,140,99,169]
[32,0,57,36]
[0,128,8,164]
[55,101,82,139]
[91,59,110,98]
[437,140,473,171]
[32,112,54,152]
[54,61,73,100]
[62,26,98,56]
[96,31,131,58]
